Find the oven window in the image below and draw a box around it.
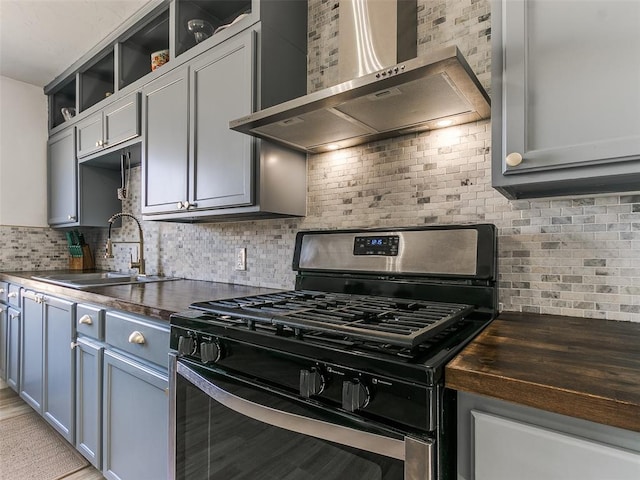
[175,371,405,480]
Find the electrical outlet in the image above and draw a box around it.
[235,247,246,271]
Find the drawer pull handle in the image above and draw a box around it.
[128,331,145,344]
[79,314,93,325]
[0,288,4,294]
[7,292,18,299]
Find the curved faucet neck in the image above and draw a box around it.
[105,212,145,275]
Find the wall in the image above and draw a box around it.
[0,75,49,227]
[3,0,638,321]
[0,75,67,270]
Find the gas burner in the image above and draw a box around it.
[191,290,474,348]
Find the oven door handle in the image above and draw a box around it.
[177,361,409,461]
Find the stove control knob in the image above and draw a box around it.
[299,368,326,398]
[177,335,197,356]
[342,380,370,412]
[200,340,222,364]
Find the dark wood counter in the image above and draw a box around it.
[446,312,640,433]
[0,270,283,322]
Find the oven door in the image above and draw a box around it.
[169,355,434,480]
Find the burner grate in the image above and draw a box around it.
[191,290,474,348]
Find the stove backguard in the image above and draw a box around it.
[292,224,498,318]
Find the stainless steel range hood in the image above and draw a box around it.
[229,0,490,154]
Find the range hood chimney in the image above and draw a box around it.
[230,0,490,154]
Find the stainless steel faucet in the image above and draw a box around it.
[105,212,145,275]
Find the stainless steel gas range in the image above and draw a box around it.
[168,224,498,480]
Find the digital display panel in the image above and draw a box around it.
[353,235,399,256]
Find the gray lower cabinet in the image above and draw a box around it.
[20,290,44,411]
[20,290,76,441]
[6,306,20,392]
[491,0,640,199]
[102,350,168,480]
[76,336,104,469]
[0,300,7,381]
[457,392,640,480]
[48,127,122,228]
[43,295,76,442]
[102,310,169,480]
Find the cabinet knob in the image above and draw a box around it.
[128,330,146,344]
[78,314,93,325]
[10,313,19,320]
[0,307,4,313]
[68,215,77,221]
[0,288,5,294]
[7,292,17,299]
[505,152,523,167]
[176,201,184,210]
[183,201,197,209]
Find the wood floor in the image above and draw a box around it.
[0,377,105,480]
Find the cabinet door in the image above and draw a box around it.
[141,66,189,214]
[76,112,104,158]
[189,30,255,210]
[104,92,140,149]
[0,304,7,381]
[48,128,78,226]
[473,410,640,480]
[103,350,168,480]
[492,0,640,198]
[76,337,103,469]
[20,291,44,412]
[6,307,20,392]
[43,296,75,442]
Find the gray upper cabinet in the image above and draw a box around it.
[76,113,104,158]
[48,127,122,229]
[76,93,141,159]
[188,29,254,210]
[141,65,189,214]
[141,22,307,222]
[491,0,640,199]
[48,128,78,226]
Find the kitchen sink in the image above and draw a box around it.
[31,272,178,289]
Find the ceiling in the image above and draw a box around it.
[0,0,152,88]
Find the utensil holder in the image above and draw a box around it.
[69,245,95,270]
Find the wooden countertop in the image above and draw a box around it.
[446,312,640,433]
[0,270,283,322]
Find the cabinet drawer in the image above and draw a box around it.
[77,304,105,340]
[0,281,7,303]
[105,311,169,368]
[7,285,20,307]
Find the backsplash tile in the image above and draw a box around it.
[1,0,637,321]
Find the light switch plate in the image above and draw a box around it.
[235,247,246,271]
